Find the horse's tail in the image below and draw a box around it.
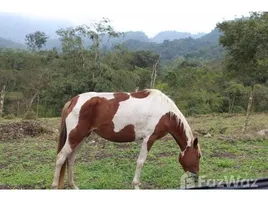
[57,100,71,189]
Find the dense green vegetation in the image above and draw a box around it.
[0,12,268,119]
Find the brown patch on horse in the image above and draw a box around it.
[113,92,130,101]
[68,95,135,149]
[147,112,187,151]
[96,124,135,142]
[130,90,150,98]
[66,95,79,116]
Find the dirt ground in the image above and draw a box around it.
[0,120,55,141]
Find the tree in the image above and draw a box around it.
[56,18,122,88]
[150,55,160,89]
[25,31,49,51]
[130,50,159,68]
[224,81,246,113]
[217,12,268,133]
[0,84,6,120]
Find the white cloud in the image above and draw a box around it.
[0,0,266,37]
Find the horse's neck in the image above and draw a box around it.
[167,114,189,151]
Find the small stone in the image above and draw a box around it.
[257,129,268,136]
[204,133,212,138]
[88,140,96,144]
[53,128,59,133]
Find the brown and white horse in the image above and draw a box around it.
[51,89,202,189]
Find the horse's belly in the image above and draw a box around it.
[95,123,136,143]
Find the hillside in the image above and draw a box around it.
[151,31,206,43]
[0,12,222,60]
[122,28,222,60]
[0,37,25,49]
[0,12,73,43]
[0,12,208,47]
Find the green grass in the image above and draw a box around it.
[0,113,268,189]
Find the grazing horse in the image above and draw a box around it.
[51,89,202,189]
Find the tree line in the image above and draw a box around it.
[0,12,267,133]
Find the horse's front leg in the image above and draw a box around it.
[132,136,156,189]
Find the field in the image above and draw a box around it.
[0,113,268,189]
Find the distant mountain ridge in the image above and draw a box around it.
[151,31,206,43]
[121,28,221,60]
[0,12,73,43]
[0,12,208,46]
[0,12,222,61]
[0,37,26,49]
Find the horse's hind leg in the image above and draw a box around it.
[67,139,86,189]
[67,151,78,189]
[51,144,72,189]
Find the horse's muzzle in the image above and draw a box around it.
[187,172,199,183]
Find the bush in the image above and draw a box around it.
[232,106,245,113]
[23,111,37,120]
[3,114,16,119]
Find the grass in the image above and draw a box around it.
[0,113,268,189]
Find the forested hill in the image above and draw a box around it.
[0,12,72,43]
[0,12,222,60]
[0,12,206,44]
[0,37,26,49]
[122,28,222,60]
[151,31,206,43]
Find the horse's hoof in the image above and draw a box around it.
[134,185,140,189]
[69,185,79,189]
[51,184,58,189]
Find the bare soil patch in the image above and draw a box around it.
[0,120,54,141]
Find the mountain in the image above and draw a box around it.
[122,28,221,60]
[0,12,73,43]
[0,12,208,46]
[43,30,208,50]
[198,28,221,43]
[0,37,25,49]
[122,31,150,42]
[0,12,222,60]
[151,31,206,43]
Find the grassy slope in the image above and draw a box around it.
[0,113,268,189]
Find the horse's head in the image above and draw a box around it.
[178,137,201,176]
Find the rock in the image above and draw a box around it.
[204,133,212,138]
[257,129,268,136]
[53,128,59,134]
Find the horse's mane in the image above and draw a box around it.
[145,89,193,146]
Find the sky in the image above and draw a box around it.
[0,0,267,37]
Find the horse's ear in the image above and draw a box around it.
[193,138,198,148]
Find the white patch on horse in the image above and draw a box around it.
[112,89,193,144]
[148,89,193,146]
[147,89,193,146]
[181,148,186,157]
